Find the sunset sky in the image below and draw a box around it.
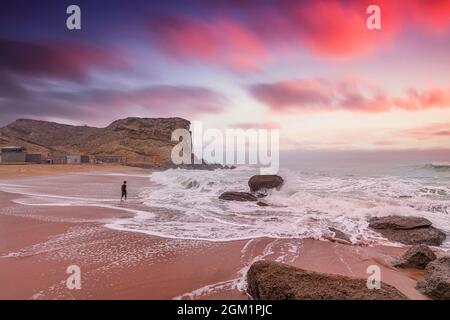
[1,0,449,151]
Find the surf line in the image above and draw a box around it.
[177,304,211,318]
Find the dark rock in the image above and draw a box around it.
[368,216,446,246]
[369,216,432,230]
[185,180,200,189]
[393,245,437,269]
[417,257,450,299]
[219,191,257,202]
[327,227,352,243]
[247,261,407,300]
[256,201,269,207]
[248,175,284,193]
[374,227,446,246]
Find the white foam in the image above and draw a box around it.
[430,162,450,168]
[1,166,449,248]
[173,238,303,299]
[75,172,152,178]
[105,167,450,248]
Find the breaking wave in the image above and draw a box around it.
[1,165,449,248]
[106,166,450,247]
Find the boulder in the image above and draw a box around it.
[369,216,432,230]
[248,175,284,193]
[247,261,407,300]
[393,245,436,269]
[372,227,446,246]
[219,191,257,202]
[368,216,446,246]
[326,227,352,244]
[416,257,450,299]
[256,201,269,207]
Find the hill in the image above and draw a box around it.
[0,117,191,164]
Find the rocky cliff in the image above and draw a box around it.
[0,117,191,164]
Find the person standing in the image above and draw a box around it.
[121,181,127,201]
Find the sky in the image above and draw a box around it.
[0,0,449,152]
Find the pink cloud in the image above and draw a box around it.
[393,88,450,111]
[148,15,270,72]
[373,140,398,146]
[404,123,450,139]
[0,38,126,81]
[146,0,450,70]
[0,83,228,126]
[230,122,280,130]
[250,78,450,113]
[117,85,227,115]
[410,0,450,34]
[249,79,333,111]
[287,0,398,58]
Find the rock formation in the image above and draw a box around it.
[247,261,407,300]
[219,175,285,203]
[325,227,352,244]
[393,245,436,269]
[368,216,446,246]
[416,257,450,299]
[219,192,257,202]
[0,117,191,164]
[248,175,284,194]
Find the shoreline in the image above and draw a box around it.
[0,166,435,300]
[0,164,147,179]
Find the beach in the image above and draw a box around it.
[0,165,437,300]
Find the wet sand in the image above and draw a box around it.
[0,164,142,179]
[0,166,432,300]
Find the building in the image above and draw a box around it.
[41,158,53,164]
[49,152,67,164]
[25,153,42,164]
[67,155,90,164]
[81,155,90,164]
[0,146,27,163]
[67,155,81,164]
[94,155,125,164]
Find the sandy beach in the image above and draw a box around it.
[0,164,142,179]
[0,165,434,300]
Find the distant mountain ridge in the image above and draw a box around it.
[0,117,191,164]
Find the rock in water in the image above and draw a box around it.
[369,216,432,230]
[373,227,446,246]
[326,227,352,244]
[219,192,257,202]
[247,261,407,300]
[248,175,284,193]
[417,257,450,299]
[368,216,446,246]
[393,245,436,269]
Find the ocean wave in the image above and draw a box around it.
[103,167,450,248]
[426,162,450,170]
[2,166,449,248]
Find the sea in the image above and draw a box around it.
[1,152,449,249]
